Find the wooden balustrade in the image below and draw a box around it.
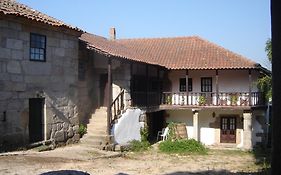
[161,91,264,106]
[111,89,125,122]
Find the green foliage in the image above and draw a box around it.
[127,126,151,152]
[230,94,238,105]
[166,122,176,141]
[257,75,272,101]
[198,95,206,105]
[78,124,87,137]
[159,139,207,154]
[265,38,272,63]
[128,140,150,152]
[140,127,149,142]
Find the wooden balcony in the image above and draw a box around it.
[161,92,265,107]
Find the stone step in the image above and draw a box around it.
[88,118,107,123]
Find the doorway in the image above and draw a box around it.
[29,98,44,143]
[100,74,108,107]
[220,116,236,143]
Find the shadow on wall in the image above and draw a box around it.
[40,170,89,175]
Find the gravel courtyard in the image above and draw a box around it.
[0,143,267,175]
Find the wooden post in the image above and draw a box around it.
[146,64,149,106]
[248,69,252,106]
[271,0,281,172]
[185,70,189,105]
[130,63,133,107]
[157,67,160,105]
[216,70,219,105]
[107,58,112,135]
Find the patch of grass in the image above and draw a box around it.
[127,140,150,152]
[78,124,87,137]
[159,139,207,154]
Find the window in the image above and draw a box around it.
[201,77,212,92]
[30,33,46,61]
[179,78,192,92]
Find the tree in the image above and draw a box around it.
[257,39,272,101]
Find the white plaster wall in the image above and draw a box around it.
[168,69,260,93]
[165,109,194,139]
[198,110,216,145]
[111,108,142,145]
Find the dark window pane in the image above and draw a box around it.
[179,78,186,92]
[30,33,46,61]
[201,77,212,92]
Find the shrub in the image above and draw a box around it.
[159,139,207,154]
[78,124,87,137]
[128,140,150,152]
[127,126,151,152]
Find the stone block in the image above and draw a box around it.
[55,48,65,57]
[73,125,79,134]
[7,61,21,74]
[67,127,74,138]
[0,73,9,80]
[10,74,23,82]
[73,134,80,142]
[11,50,23,60]
[0,47,11,59]
[0,91,12,100]
[19,32,29,41]
[54,130,66,142]
[48,38,60,47]
[8,21,22,31]
[7,100,23,111]
[6,39,23,50]
[22,61,51,75]
[0,19,9,28]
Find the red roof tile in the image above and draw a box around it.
[0,0,81,32]
[80,33,160,66]
[117,36,259,70]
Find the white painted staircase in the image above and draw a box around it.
[80,107,111,149]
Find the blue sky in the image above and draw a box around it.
[18,0,271,68]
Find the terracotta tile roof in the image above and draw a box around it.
[80,33,160,66]
[117,36,259,70]
[0,0,81,32]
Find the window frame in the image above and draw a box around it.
[179,78,192,92]
[201,77,212,92]
[30,33,46,62]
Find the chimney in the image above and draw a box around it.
[109,27,116,40]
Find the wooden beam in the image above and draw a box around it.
[146,64,149,106]
[248,69,252,106]
[216,70,219,105]
[271,0,281,172]
[130,62,133,106]
[107,58,112,135]
[186,69,189,105]
[157,66,160,105]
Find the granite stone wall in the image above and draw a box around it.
[0,16,84,149]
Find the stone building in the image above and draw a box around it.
[0,0,88,149]
[0,0,270,151]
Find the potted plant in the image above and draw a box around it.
[230,94,238,105]
[198,95,206,106]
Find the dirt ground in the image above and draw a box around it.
[0,143,266,175]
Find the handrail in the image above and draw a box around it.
[161,91,264,106]
[111,89,125,123]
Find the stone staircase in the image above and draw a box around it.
[80,107,112,149]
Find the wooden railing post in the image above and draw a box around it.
[248,69,252,105]
[186,69,189,105]
[216,70,219,106]
[107,58,112,135]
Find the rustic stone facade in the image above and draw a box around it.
[0,16,86,149]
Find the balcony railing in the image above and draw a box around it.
[161,92,265,106]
